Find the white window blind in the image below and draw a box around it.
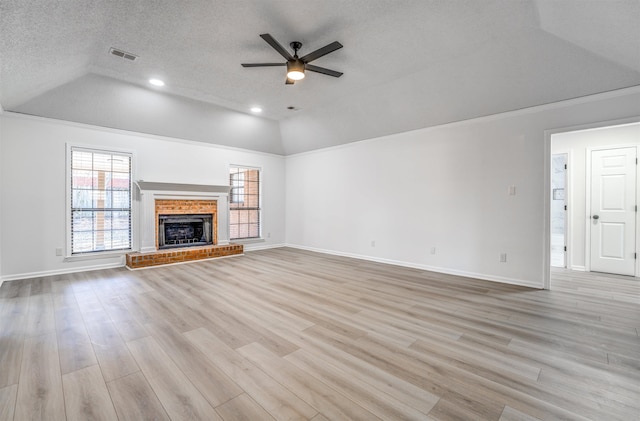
[70,148,132,254]
[229,166,260,239]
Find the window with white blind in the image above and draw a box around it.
[229,166,261,239]
[69,147,132,254]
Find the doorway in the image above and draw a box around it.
[549,121,640,288]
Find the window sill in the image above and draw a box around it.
[64,250,131,262]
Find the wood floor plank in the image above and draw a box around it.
[285,348,432,421]
[309,415,332,421]
[428,397,504,421]
[0,384,18,421]
[266,331,440,415]
[74,288,109,324]
[62,365,118,421]
[56,314,98,375]
[359,329,613,421]
[409,338,542,382]
[128,290,196,330]
[106,372,170,421]
[0,297,28,388]
[237,342,381,421]
[0,278,31,298]
[185,327,318,421]
[137,291,205,332]
[144,321,243,407]
[112,318,149,342]
[303,323,504,419]
[193,303,263,349]
[215,393,277,421]
[14,333,66,421]
[204,280,315,332]
[54,301,84,329]
[127,336,223,421]
[100,296,140,324]
[29,277,53,296]
[536,364,640,411]
[84,320,139,382]
[499,405,544,421]
[24,293,55,337]
[459,331,640,398]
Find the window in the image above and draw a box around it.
[230,171,245,203]
[229,166,260,239]
[70,147,132,254]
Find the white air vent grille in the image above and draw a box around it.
[109,47,138,61]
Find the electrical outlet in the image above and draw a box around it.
[267,232,271,238]
[500,253,507,262]
[430,247,436,255]
[508,185,516,196]
[55,248,63,256]
[371,240,376,247]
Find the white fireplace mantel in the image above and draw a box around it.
[135,181,230,253]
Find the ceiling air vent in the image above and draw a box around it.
[109,47,138,61]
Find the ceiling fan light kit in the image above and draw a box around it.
[242,34,343,85]
[286,55,306,80]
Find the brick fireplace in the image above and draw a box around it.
[125,182,243,269]
[155,199,218,249]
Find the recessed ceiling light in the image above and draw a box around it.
[149,78,165,87]
[250,107,262,113]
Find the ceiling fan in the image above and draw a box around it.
[242,34,343,84]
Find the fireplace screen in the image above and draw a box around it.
[158,214,213,249]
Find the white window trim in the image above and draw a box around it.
[65,143,137,259]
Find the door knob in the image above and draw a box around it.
[593,215,599,220]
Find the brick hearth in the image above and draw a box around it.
[126,244,243,269]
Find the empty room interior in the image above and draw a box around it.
[1,1,639,420]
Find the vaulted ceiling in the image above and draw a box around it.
[2,0,639,155]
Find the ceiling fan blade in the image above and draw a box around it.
[241,63,286,67]
[260,33,293,60]
[285,77,295,85]
[300,41,343,63]
[306,64,343,78]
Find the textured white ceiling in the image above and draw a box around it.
[1,0,639,155]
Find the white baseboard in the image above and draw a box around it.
[243,242,286,252]
[0,262,124,283]
[285,243,543,289]
[570,265,587,272]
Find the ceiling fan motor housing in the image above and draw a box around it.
[287,58,305,73]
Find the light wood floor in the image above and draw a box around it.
[1,248,638,420]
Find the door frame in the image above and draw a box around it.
[543,116,640,290]
[584,145,638,275]
[551,150,571,269]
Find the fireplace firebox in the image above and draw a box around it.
[158,214,213,249]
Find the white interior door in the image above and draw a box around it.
[590,147,636,276]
